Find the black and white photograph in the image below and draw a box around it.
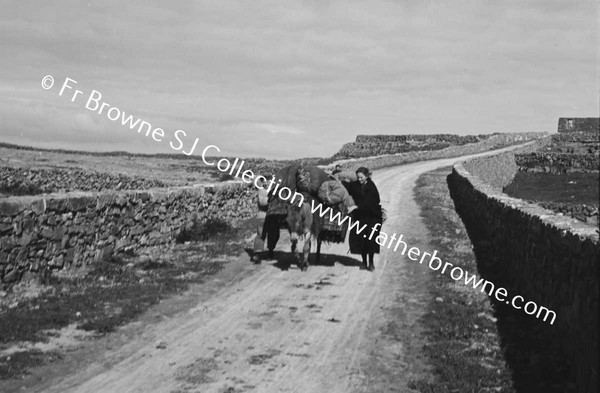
[0,1,598,392]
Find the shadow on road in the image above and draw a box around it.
[256,251,362,271]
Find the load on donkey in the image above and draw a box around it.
[265,163,355,271]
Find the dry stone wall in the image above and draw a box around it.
[0,167,167,196]
[515,152,599,173]
[447,154,599,392]
[558,118,599,134]
[513,130,600,174]
[330,132,545,173]
[552,130,599,144]
[0,182,255,286]
[538,202,599,225]
[335,134,488,159]
[353,134,488,143]
[463,152,518,189]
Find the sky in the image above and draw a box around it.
[0,0,598,159]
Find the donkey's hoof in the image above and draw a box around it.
[300,265,308,272]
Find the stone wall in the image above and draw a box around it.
[354,133,486,143]
[329,132,546,173]
[336,134,489,159]
[513,129,600,174]
[538,202,599,226]
[447,154,599,392]
[0,182,255,286]
[0,167,167,196]
[551,130,599,144]
[515,153,599,173]
[558,118,599,133]
[463,152,518,189]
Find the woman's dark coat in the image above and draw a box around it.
[343,178,383,254]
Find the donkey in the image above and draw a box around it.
[286,194,321,271]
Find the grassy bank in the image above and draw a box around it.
[409,166,515,392]
[503,171,599,205]
[0,216,256,380]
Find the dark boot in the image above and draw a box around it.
[368,253,375,271]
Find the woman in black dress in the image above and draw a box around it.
[344,167,383,271]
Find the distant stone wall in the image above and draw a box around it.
[0,167,167,196]
[354,133,487,143]
[468,147,599,225]
[558,118,599,133]
[538,202,599,226]
[551,130,599,144]
[447,154,599,392]
[336,134,488,159]
[0,182,255,286]
[514,152,599,173]
[330,132,546,173]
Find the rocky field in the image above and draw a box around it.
[507,130,599,225]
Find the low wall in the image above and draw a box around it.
[447,154,599,392]
[0,166,167,196]
[515,152,599,173]
[462,152,518,189]
[354,134,486,143]
[0,182,255,286]
[558,118,600,133]
[551,131,599,144]
[331,132,546,172]
[336,134,484,158]
[538,202,599,226]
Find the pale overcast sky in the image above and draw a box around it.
[1,0,598,159]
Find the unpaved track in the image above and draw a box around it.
[28,144,532,393]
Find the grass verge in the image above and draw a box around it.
[0,216,256,380]
[409,166,515,393]
[503,171,599,205]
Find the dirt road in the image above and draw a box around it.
[23,145,532,393]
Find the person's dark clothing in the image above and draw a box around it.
[342,180,362,207]
[343,178,382,257]
[262,214,282,252]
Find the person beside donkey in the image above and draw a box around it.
[344,167,383,271]
[253,164,359,263]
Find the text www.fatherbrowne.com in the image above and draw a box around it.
[311,200,557,325]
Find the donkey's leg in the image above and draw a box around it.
[289,231,299,260]
[300,231,311,272]
[316,237,322,262]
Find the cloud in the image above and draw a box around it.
[252,123,305,136]
[73,113,103,133]
[0,0,598,159]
